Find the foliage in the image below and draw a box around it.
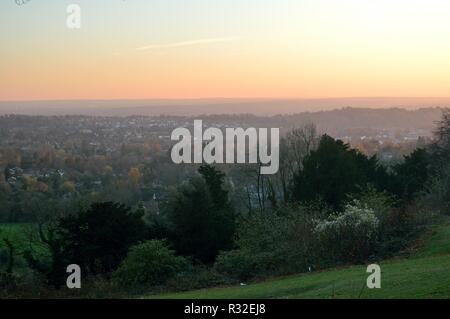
[347,188,416,255]
[24,222,68,288]
[57,202,148,275]
[419,164,450,216]
[422,110,450,215]
[290,135,388,211]
[215,205,323,280]
[431,109,450,166]
[3,111,450,296]
[0,271,18,294]
[315,202,379,264]
[350,187,397,221]
[390,148,430,201]
[22,202,148,287]
[167,165,235,263]
[113,240,189,288]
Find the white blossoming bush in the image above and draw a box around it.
[315,201,380,264]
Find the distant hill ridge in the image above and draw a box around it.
[1,97,450,116]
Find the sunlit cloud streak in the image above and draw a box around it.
[135,37,240,51]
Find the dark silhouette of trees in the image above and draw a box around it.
[390,148,430,201]
[168,165,235,263]
[290,135,387,210]
[430,109,450,170]
[24,202,148,287]
[58,202,148,274]
[24,222,68,288]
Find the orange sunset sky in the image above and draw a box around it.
[1,0,450,101]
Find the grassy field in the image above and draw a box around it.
[149,221,450,299]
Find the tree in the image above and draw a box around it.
[434,109,450,151]
[420,164,450,215]
[57,202,148,274]
[420,110,450,215]
[113,240,188,288]
[430,109,450,171]
[61,181,76,194]
[198,165,229,209]
[1,238,15,274]
[290,135,386,211]
[24,222,68,288]
[168,165,235,263]
[277,124,319,202]
[391,148,429,201]
[128,167,141,186]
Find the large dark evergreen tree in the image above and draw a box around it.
[58,202,148,274]
[290,135,387,210]
[431,109,450,168]
[390,148,430,201]
[168,165,235,263]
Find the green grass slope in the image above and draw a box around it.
[149,221,450,299]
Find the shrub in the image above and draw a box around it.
[113,240,189,288]
[315,202,379,264]
[215,205,321,281]
[419,165,450,216]
[58,202,148,275]
[351,187,432,256]
[0,247,8,269]
[350,187,397,222]
[0,271,17,294]
[377,203,430,256]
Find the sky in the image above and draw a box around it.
[1,0,450,101]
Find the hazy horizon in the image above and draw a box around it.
[1,97,449,116]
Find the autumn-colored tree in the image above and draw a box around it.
[62,181,76,193]
[128,167,141,186]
